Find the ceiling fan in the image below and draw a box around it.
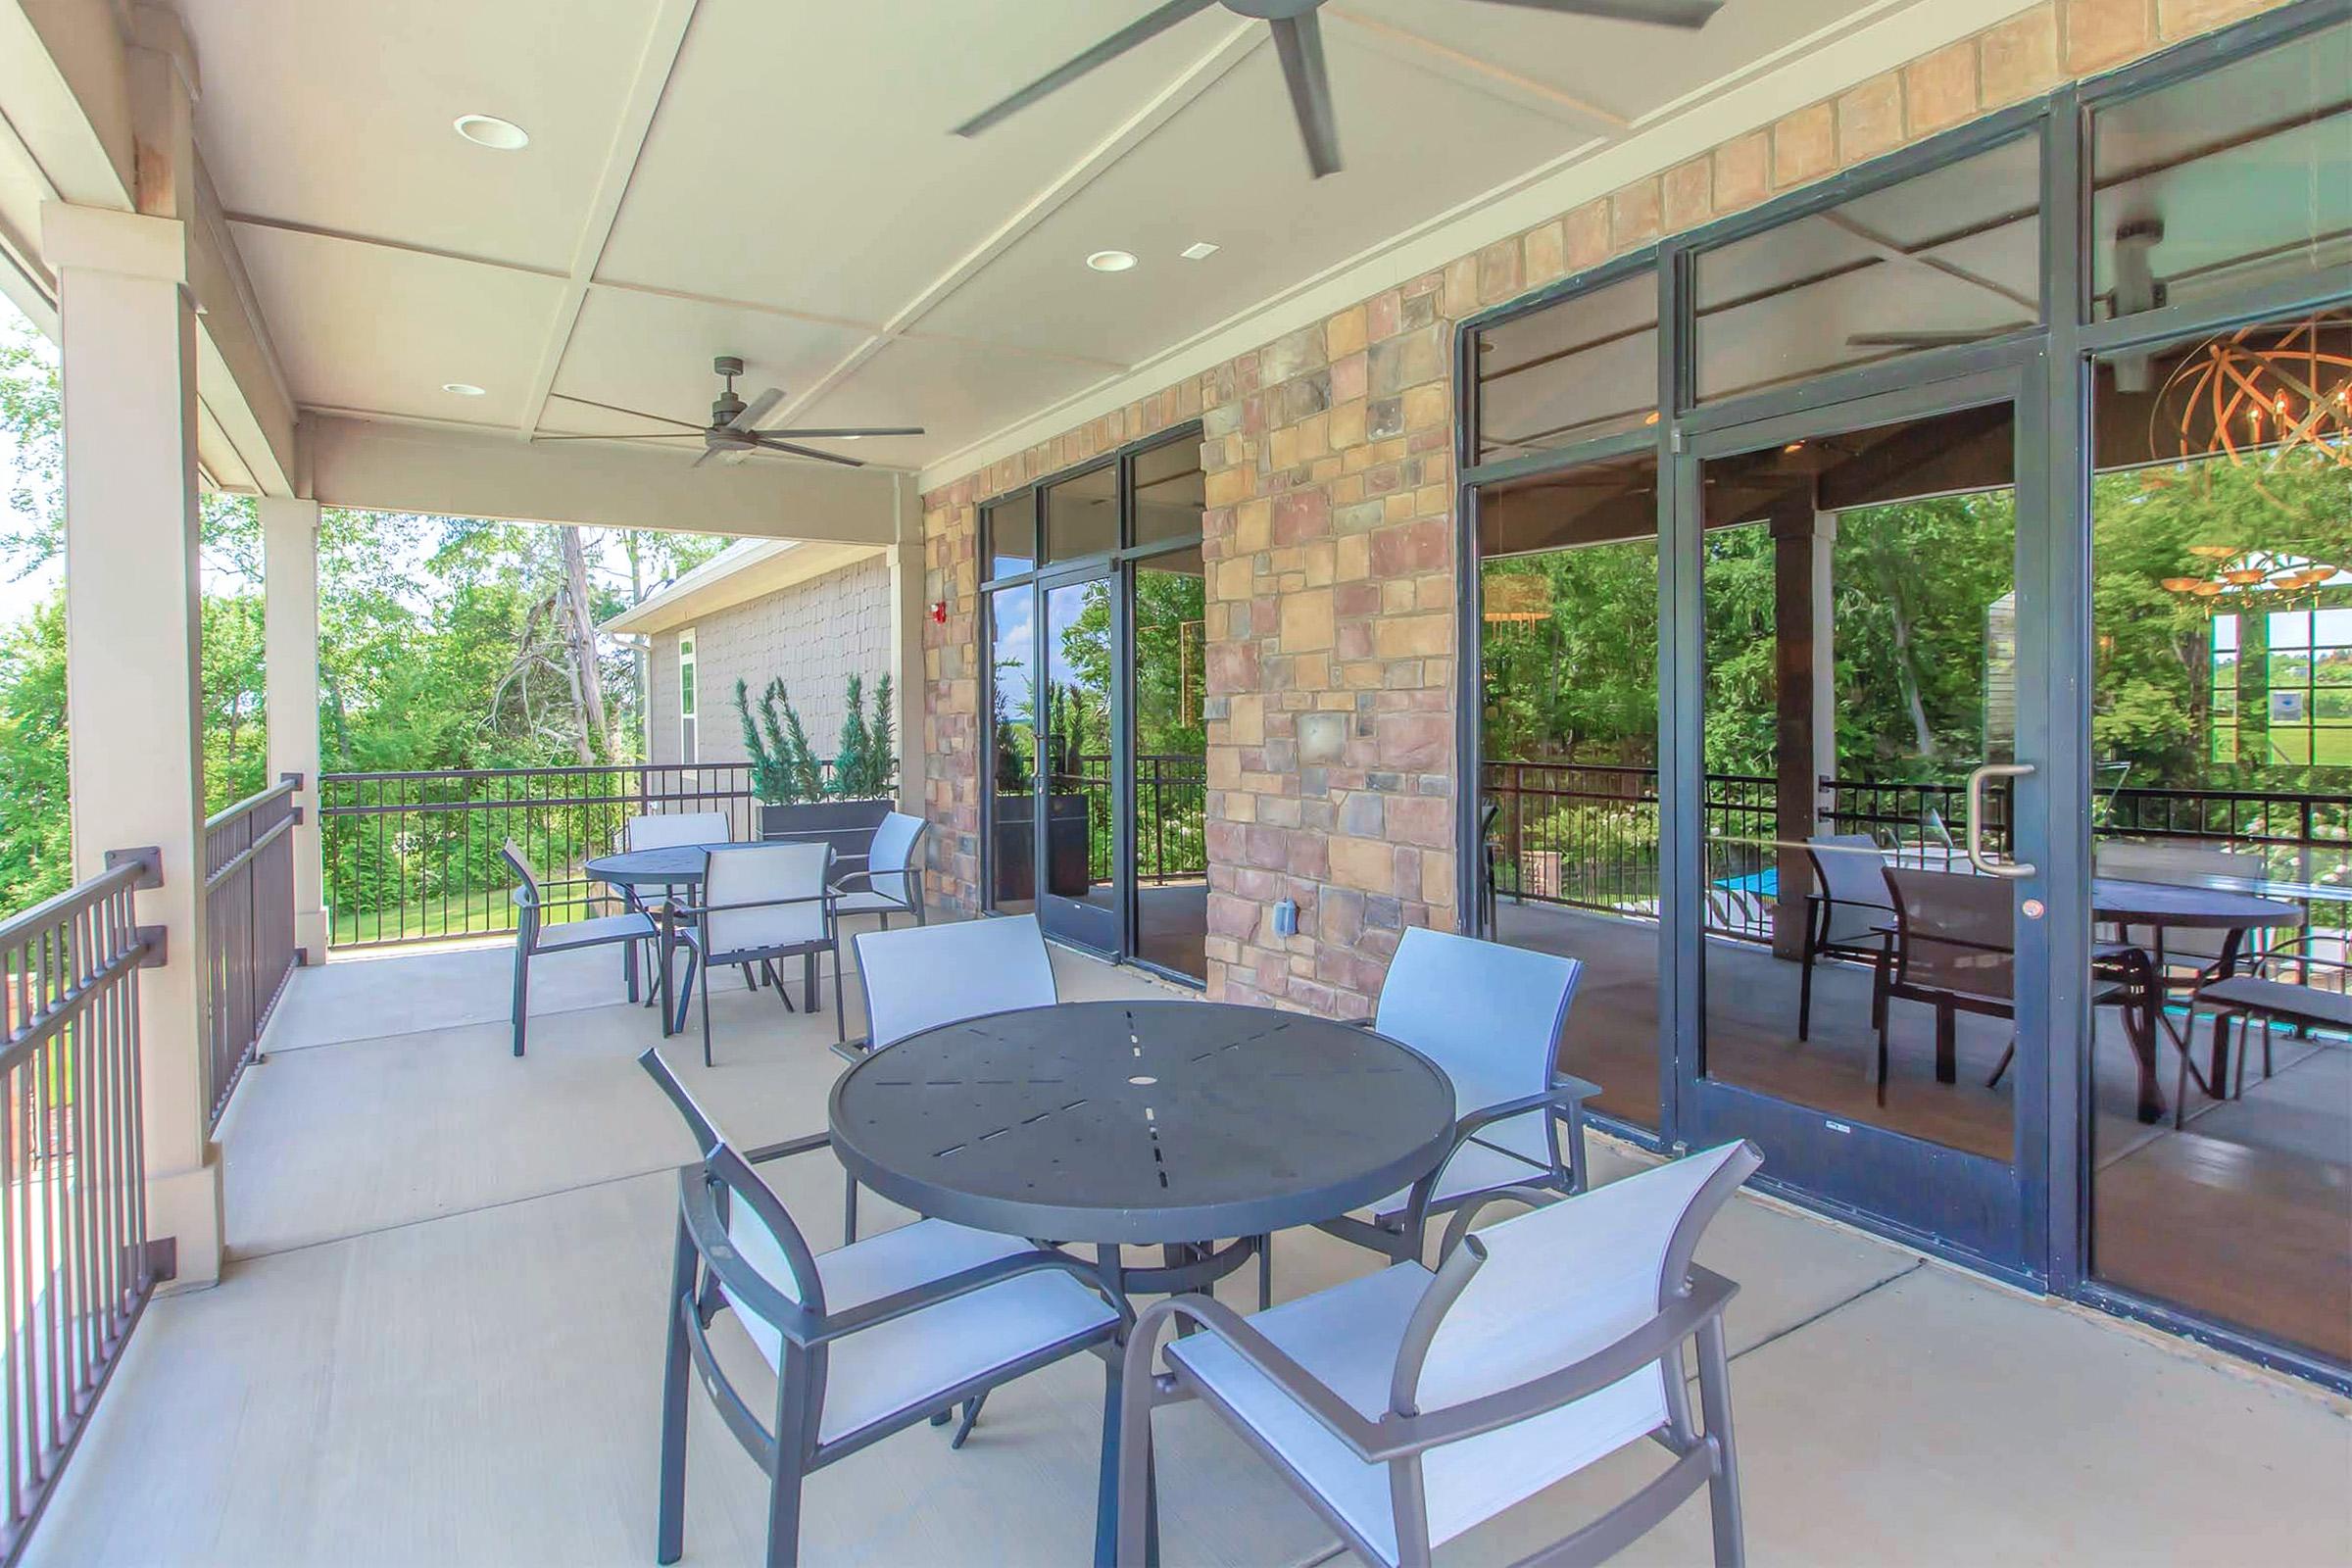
[953,0,1722,179]
[538,356,922,467]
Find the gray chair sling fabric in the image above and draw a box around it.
[636,1046,1120,1568]
[672,841,842,1063]
[829,810,930,928]
[1798,833,1895,1041]
[1118,1141,1764,1568]
[500,839,655,1057]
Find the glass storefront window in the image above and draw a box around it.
[1473,271,1658,464]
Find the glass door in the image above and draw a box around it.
[1037,568,1119,955]
[1674,368,2047,1273]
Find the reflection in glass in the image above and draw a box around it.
[1476,451,1662,1128]
[985,495,1035,581]
[2086,312,2352,1366]
[2090,21,2349,321]
[1474,272,1658,464]
[1132,549,1207,980]
[987,583,1037,913]
[1046,463,1119,564]
[1694,136,2041,402]
[1044,579,1116,935]
[1697,403,2023,1159]
[1134,438,1208,549]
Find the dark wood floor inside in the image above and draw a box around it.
[1497,900,2352,1366]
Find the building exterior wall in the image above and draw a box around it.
[918,0,2289,1017]
[644,555,895,767]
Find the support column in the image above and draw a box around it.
[47,195,221,1285]
[887,478,928,815]
[263,495,327,962]
[1769,501,1838,961]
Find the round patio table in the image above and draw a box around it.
[827,998,1455,1568]
[2090,875,2303,1120]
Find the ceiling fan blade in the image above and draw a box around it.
[1468,0,1722,26]
[730,386,784,431]
[532,432,707,440]
[756,425,926,440]
[953,0,1219,137]
[1845,329,2005,348]
[1268,13,1344,178]
[544,392,706,430]
[689,446,720,468]
[749,436,866,468]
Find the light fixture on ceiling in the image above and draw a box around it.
[1179,241,1220,262]
[442,382,487,398]
[1086,250,1138,273]
[453,114,529,151]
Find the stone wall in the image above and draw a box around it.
[646,554,894,766]
[918,0,2288,1015]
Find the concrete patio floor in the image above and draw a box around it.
[25,927,2352,1567]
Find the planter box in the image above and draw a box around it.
[758,798,893,872]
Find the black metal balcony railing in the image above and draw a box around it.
[203,777,301,1128]
[1483,760,2349,944]
[0,855,164,1561]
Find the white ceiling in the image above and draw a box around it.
[180,0,1900,481]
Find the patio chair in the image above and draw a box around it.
[670,841,843,1065]
[1116,1139,1764,1568]
[842,914,1059,1242]
[1315,928,1595,1268]
[2183,937,2351,1126]
[827,810,929,932]
[635,1046,1122,1568]
[1876,867,2153,1102]
[500,840,657,1058]
[625,809,734,1004]
[1797,833,1895,1041]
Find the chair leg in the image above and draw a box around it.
[1797,943,1815,1042]
[950,1392,987,1448]
[832,943,846,1044]
[656,1222,695,1566]
[700,958,716,1069]
[742,962,759,992]
[511,944,529,1058]
[1696,1314,1746,1568]
[764,1359,814,1568]
[1985,1039,2015,1090]
[803,950,818,1013]
[623,934,640,1005]
[1257,1234,1273,1310]
[2176,1007,2204,1131]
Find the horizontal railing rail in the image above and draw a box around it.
[202,776,301,1127]
[0,854,162,1562]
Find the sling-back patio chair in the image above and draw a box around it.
[1116,1140,1764,1568]
[840,914,1060,1245]
[669,841,843,1065]
[624,809,734,1004]
[2184,937,2352,1126]
[500,840,657,1057]
[827,810,930,932]
[1797,833,1896,1041]
[1314,927,1595,1270]
[635,1046,1122,1568]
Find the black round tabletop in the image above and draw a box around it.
[583,845,727,886]
[2090,876,2305,931]
[826,1000,1457,1245]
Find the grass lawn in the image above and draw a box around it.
[328,881,615,949]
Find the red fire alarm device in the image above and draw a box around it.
[931,600,948,624]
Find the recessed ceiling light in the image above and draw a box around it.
[1086,249,1138,273]
[453,114,529,151]
[1179,241,1220,262]
[442,382,487,398]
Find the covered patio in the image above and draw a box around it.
[24,935,2350,1567]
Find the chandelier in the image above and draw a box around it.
[2153,312,2351,472]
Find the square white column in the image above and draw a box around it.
[263,496,327,961]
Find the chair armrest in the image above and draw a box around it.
[832,869,910,894]
[671,890,839,919]
[1446,1082,1597,1154]
[804,1248,1127,1347]
[742,1131,833,1165]
[1130,1294,1389,1459]
[510,886,537,911]
[1370,1264,1740,1460]
[830,851,871,866]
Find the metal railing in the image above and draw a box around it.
[0,854,162,1561]
[1038,753,1207,888]
[318,761,887,950]
[202,777,300,1128]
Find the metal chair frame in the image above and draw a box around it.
[637,1048,1125,1568]
[667,844,847,1064]
[501,839,655,1057]
[2184,936,2351,1125]
[1117,1146,1763,1568]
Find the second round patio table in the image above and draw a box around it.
[825,997,1457,1568]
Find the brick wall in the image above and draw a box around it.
[645,555,894,766]
[918,0,2289,1015]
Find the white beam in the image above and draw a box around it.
[262,496,325,962]
[306,414,904,544]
